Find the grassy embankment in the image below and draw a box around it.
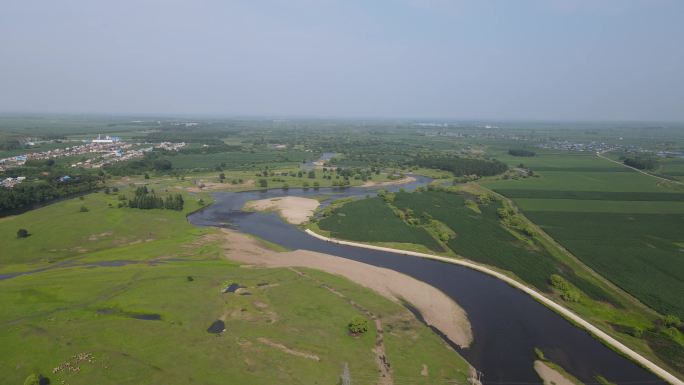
[0,176,471,385]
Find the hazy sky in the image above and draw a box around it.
[1,0,683,121]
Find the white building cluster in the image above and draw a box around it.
[1,176,26,188]
[156,142,186,151]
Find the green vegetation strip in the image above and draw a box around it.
[493,189,684,201]
[317,197,442,251]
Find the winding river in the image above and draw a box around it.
[188,176,664,385]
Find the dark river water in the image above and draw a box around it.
[188,177,663,385]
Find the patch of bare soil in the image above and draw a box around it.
[243,196,320,225]
[362,176,416,187]
[257,337,320,361]
[534,361,576,385]
[186,179,255,193]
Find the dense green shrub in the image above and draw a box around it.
[412,156,507,177]
[623,156,658,170]
[348,315,369,334]
[508,149,536,157]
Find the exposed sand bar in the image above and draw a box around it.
[221,229,473,348]
[243,197,320,225]
[362,176,416,187]
[534,361,579,385]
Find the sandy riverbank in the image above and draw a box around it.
[534,361,577,385]
[243,196,320,225]
[362,176,416,187]
[221,228,473,348]
[186,180,255,193]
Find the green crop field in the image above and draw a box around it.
[483,152,684,318]
[658,158,684,181]
[480,149,684,373]
[513,198,684,214]
[391,191,613,300]
[527,211,684,318]
[492,189,684,201]
[317,197,443,251]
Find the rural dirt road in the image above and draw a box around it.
[596,151,684,186]
[305,229,684,385]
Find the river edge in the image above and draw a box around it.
[304,229,684,385]
[220,228,474,349]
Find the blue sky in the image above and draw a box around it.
[1,0,682,120]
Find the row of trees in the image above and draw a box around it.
[127,186,184,210]
[413,156,508,177]
[508,149,536,157]
[623,156,658,170]
[105,153,173,176]
[0,175,100,214]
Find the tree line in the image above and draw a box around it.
[412,156,508,177]
[623,156,658,170]
[0,175,100,215]
[127,186,184,210]
[105,152,173,176]
[508,149,536,157]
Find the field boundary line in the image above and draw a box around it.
[304,229,684,385]
[596,151,684,186]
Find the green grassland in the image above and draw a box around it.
[159,149,314,170]
[0,177,471,385]
[0,258,471,385]
[0,184,210,269]
[317,197,443,251]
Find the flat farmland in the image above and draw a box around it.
[483,152,684,318]
[317,197,443,251]
[525,211,684,318]
[486,170,675,192]
[658,158,684,181]
[513,198,684,214]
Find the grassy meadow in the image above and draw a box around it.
[0,178,471,385]
[317,197,443,251]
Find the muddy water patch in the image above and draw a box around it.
[223,283,245,293]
